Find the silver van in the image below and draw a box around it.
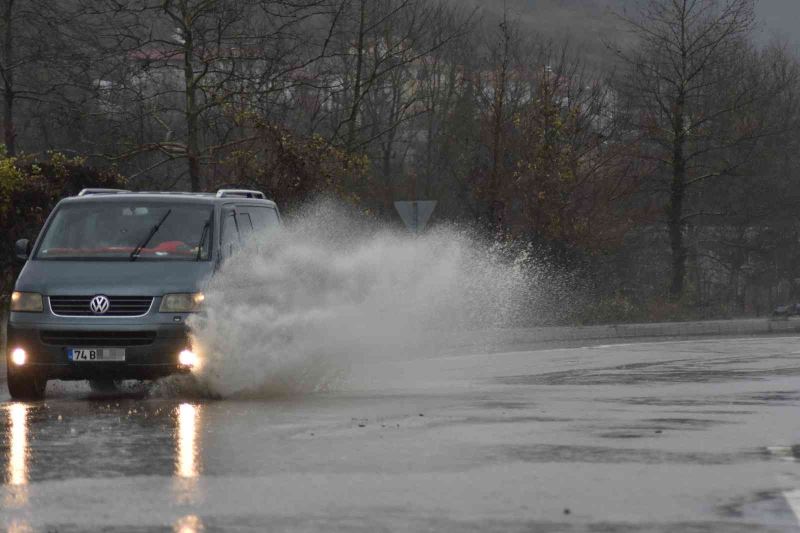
[7,188,280,399]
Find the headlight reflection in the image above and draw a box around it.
[173,514,204,533]
[6,520,33,533]
[173,402,202,504]
[4,403,30,508]
[176,403,199,479]
[8,404,28,486]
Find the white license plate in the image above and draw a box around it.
[68,348,126,362]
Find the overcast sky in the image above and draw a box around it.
[469,1,800,64]
[755,0,800,45]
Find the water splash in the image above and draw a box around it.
[184,201,543,398]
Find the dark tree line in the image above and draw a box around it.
[2,0,800,322]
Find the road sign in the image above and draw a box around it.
[394,201,437,234]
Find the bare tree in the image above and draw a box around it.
[0,0,79,155]
[79,0,342,191]
[614,0,779,299]
[0,0,16,154]
[690,43,800,312]
[474,12,537,228]
[322,0,472,148]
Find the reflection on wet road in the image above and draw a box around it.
[3,336,800,531]
[174,403,201,509]
[7,404,27,487]
[1,399,208,532]
[5,404,28,511]
[176,403,199,480]
[173,514,203,533]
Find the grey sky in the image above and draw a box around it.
[755,0,800,46]
[470,1,800,64]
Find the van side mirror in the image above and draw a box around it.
[15,239,31,261]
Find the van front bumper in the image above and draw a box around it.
[7,321,193,381]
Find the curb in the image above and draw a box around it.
[519,317,800,343]
[447,318,800,353]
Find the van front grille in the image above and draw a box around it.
[40,330,157,347]
[49,296,153,317]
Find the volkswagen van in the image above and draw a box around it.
[7,188,280,399]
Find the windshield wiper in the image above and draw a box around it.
[130,209,172,261]
[196,220,210,261]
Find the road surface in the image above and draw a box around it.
[2,335,800,531]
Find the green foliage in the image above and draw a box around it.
[0,152,126,302]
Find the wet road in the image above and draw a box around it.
[3,336,800,531]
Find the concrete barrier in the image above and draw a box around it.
[444,317,800,354]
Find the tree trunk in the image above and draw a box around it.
[2,0,14,156]
[382,126,396,215]
[489,29,509,229]
[182,21,200,192]
[489,76,505,222]
[485,13,516,231]
[668,97,687,299]
[346,0,366,150]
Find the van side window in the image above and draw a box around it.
[238,213,254,240]
[245,206,280,231]
[220,211,239,257]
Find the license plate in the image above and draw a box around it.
[68,348,126,362]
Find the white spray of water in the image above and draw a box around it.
[182,201,545,398]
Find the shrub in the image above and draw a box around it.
[0,152,126,303]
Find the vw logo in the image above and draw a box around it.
[90,295,110,315]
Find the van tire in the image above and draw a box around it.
[6,362,47,400]
[89,380,122,393]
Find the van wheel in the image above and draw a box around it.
[89,380,122,393]
[6,362,47,400]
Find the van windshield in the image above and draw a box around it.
[36,202,213,261]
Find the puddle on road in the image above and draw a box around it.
[746,391,800,403]
[0,400,203,483]
[422,415,572,432]
[492,444,763,465]
[478,401,532,410]
[495,354,800,387]
[718,489,800,528]
[596,417,737,439]
[597,390,800,408]
[597,431,649,439]
[763,446,800,463]
[666,409,757,415]
[497,366,800,386]
[642,417,737,428]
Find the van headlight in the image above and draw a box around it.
[159,293,205,313]
[11,291,43,312]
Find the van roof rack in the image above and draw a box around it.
[137,191,214,196]
[77,188,130,196]
[215,189,267,199]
